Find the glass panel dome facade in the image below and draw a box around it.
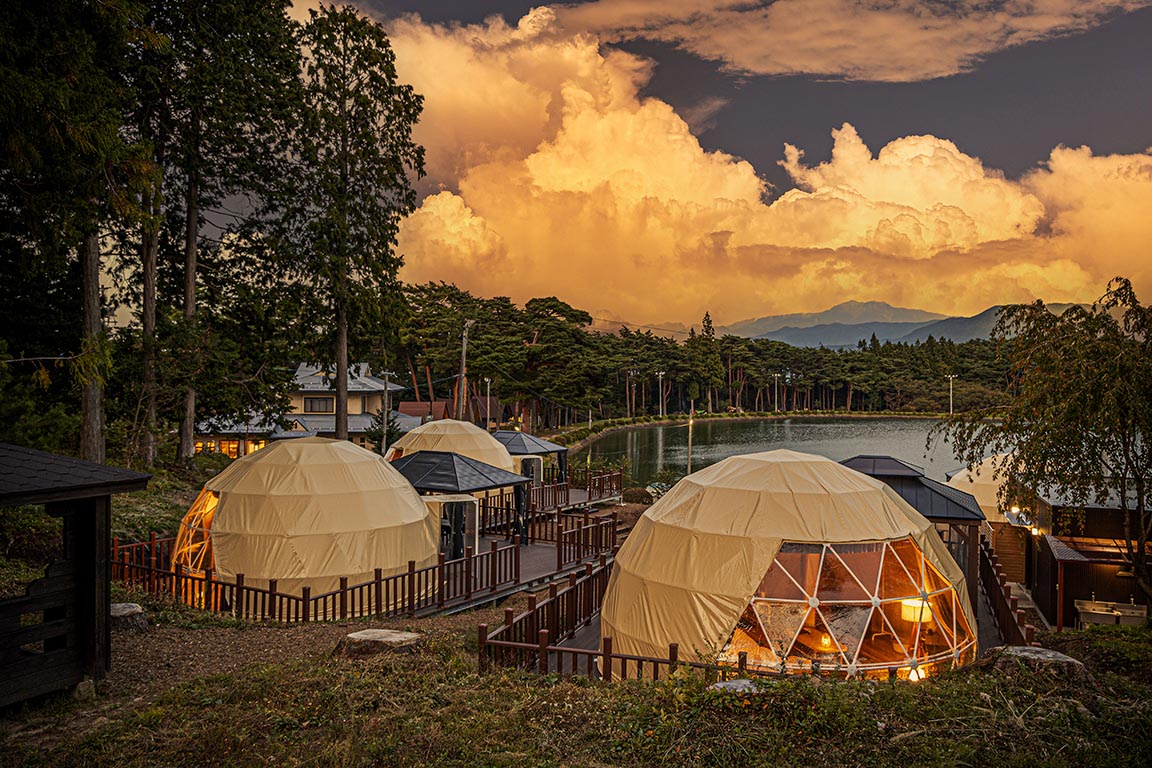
[718,537,976,679]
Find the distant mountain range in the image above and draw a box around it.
[719,301,946,338]
[725,301,1091,348]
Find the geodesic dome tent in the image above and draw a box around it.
[601,450,977,680]
[947,454,1015,523]
[172,438,438,597]
[386,419,515,472]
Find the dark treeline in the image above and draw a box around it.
[0,2,1008,467]
[399,283,1009,433]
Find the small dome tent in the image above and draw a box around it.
[601,450,976,679]
[947,454,1014,523]
[172,438,438,598]
[386,419,515,472]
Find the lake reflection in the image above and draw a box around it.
[576,417,960,484]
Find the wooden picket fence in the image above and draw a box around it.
[113,536,523,621]
[979,534,1038,646]
[479,554,781,683]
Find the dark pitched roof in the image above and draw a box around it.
[294,363,405,393]
[390,450,529,494]
[0,443,151,507]
[841,454,926,478]
[841,455,984,522]
[491,430,566,455]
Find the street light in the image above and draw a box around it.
[773,372,780,412]
[484,377,492,431]
[945,374,958,415]
[656,370,665,417]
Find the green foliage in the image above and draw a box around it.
[938,278,1152,600]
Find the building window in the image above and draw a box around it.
[304,397,335,413]
[219,440,240,459]
[246,439,267,453]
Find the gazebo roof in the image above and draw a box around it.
[0,443,151,507]
[841,454,984,523]
[491,430,566,455]
[390,450,529,494]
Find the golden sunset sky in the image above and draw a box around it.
[294,1,1152,326]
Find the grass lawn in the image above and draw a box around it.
[2,588,1150,767]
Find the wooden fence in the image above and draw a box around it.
[113,537,525,621]
[979,534,1038,646]
[479,553,782,684]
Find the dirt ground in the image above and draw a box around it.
[0,593,532,752]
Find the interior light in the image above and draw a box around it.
[1010,506,1021,514]
[901,597,931,623]
[908,666,925,682]
[1030,526,1039,536]
[820,633,831,648]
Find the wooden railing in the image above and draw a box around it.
[564,468,624,500]
[557,513,617,571]
[479,554,782,683]
[112,537,524,622]
[979,534,1037,646]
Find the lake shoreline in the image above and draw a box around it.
[559,411,945,456]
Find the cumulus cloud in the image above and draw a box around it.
[553,0,1151,82]
[341,6,1152,324]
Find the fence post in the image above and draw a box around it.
[465,546,474,601]
[203,567,214,611]
[738,651,748,676]
[301,586,311,623]
[602,636,613,682]
[513,535,521,584]
[1025,624,1036,645]
[478,624,489,673]
[407,560,417,618]
[374,568,383,616]
[339,576,348,620]
[669,643,679,672]
[269,579,279,621]
[437,554,446,609]
[490,540,499,592]
[556,513,565,571]
[173,563,182,606]
[235,573,245,619]
[538,629,550,675]
[148,531,157,593]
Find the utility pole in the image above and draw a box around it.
[656,370,665,417]
[946,374,958,415]
[629,369,638,418]
[484,377,492,431]
[380,370,394,455]
[455,319,475,421]
[687,410,694,474]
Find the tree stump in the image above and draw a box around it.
[333,629,423,658]
[110,603,148,633]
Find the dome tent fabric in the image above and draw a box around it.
[172,438,438,598]
[387,419,515,472]
[947,454,1014,523]
[600,450,976,679]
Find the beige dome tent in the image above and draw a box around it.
[601,450,976,680]
[386,419,515,472]
[947,454,1014,523]
[172,437,438,598]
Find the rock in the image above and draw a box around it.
[709,678,765,694]
[72,678,96,701]
[333,629,423,658]
[110,603,148,633]
[986,645,1095,685]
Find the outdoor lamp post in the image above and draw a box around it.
[773,372,780,412]
[656,370,665,417]
[484,377,492,431]
[945,374,958,415]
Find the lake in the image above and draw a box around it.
[575,417,962,484]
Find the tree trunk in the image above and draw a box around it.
[406,353,421,401]
[79,230,105,463]
[336,304,349,440]
[140,189,159,466]
[177,156,199,464]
